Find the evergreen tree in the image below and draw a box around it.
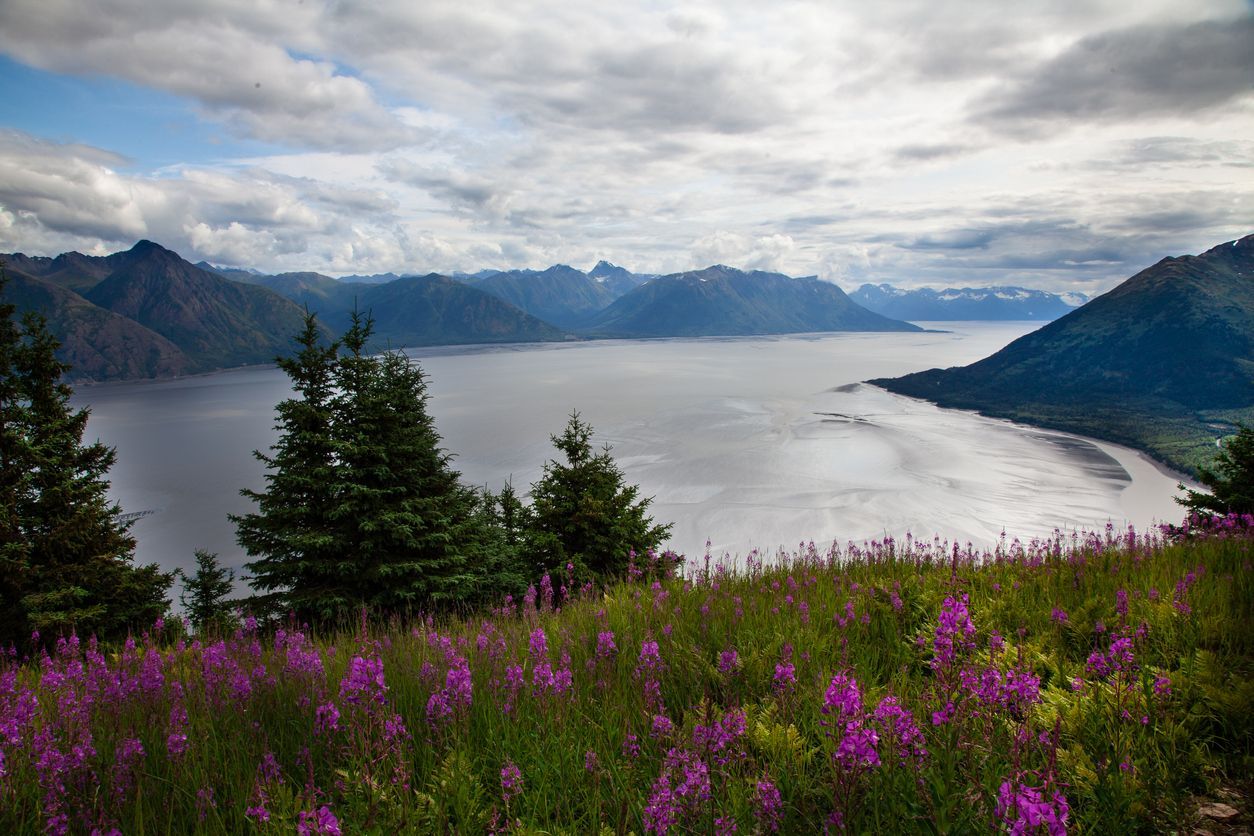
[233,311,341,620]
[526,412,672,581]
[0,271,171,644]
[1177,423,1254,516]
[458,486,531,607]
[330,315,480,611]
[238,311,507,621]
[0,273,31,641]
[178,550,237,633]
[495,478,529,550]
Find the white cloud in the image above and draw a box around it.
[0,1,1250,291]
[0,132,148,241]
[0,0,417,151]
[691,231,796,272]
[0,131,412,269]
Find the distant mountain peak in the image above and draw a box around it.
[475,264,613,328]
[851,282,1082,321]
[587,260,653,296]
[583,266,919,337]
[128,239,169,255]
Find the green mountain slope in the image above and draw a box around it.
[83,241,314,372]
[872,235,1254,473]
[3,266,191,380]
[346,274,568,347]
[255,271,359,314]
[581,265,921,337]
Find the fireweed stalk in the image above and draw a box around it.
[0,516,1248,832]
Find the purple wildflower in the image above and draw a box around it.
[529,627,549,660]
[296,805,342,836]
[773,660,796,693]
[692,708,747,766]
[446,657,473,709]
[835,724,880,769]
[872,696,927,767]
[1153,675,1172,698]
[110,737,146,804]
[636,639,664,677]
[931,700,956,726]
[339,655,387,706]
[932,594,977,671]
[314,701,340,735]
[167,683,189,759]
[754,777,784,833]
[596,631,617,658]
[821,673,862,721]
[500,760,523,804]
[995,779,1070,836]
[643,748,712,834]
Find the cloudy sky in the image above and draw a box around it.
[0,0,1250,294]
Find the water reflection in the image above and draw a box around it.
[72,323,1185,577]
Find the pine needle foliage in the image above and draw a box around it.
[177,550,237,634]
[328,314,484,611]
[0,269,172,646]
[235,311,506,622]
[526,411,672,581]
[233,311,342,620]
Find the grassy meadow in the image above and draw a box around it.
[1,515,1251,834]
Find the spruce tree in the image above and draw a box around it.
[495,478,529,550]
[1177,423,1254,516]
[526,412,672,581]
[461,484,530,606]
[0,272,31,641]
[178,550,237,633]
[330,315,480,611]
[233,311,341,620]
[238,311,509,620]
[0,270,171,644]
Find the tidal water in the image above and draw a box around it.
[72,323,1187,578]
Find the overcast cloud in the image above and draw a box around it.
[0,0,1250,294]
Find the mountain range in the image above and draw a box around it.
[851,284,1085,321]
[3,244,926,382]
[582,265,919,336]
[6,235,1251,474]
[4,241,311,380]
[872,234,1254,473]
[471,265,616,328]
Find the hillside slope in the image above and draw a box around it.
[347,274,568,347]
[872,235,1254,472]
[3,266,190,380]
[475,265,615,328]
[84,241,313,372]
